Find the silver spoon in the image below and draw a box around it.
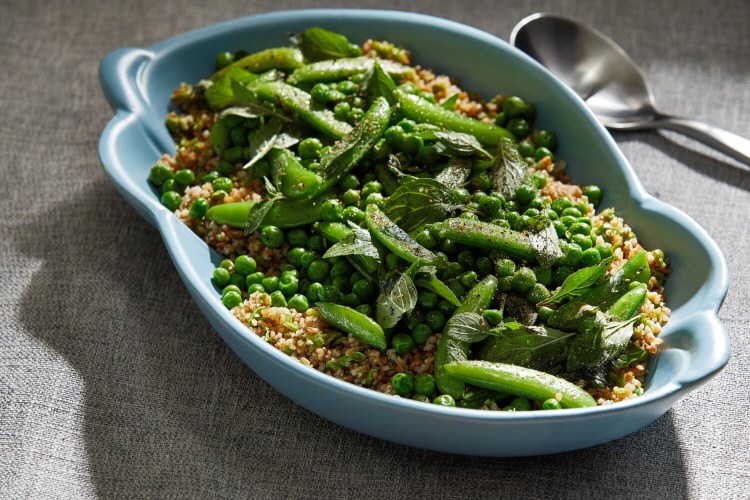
[510,13,750,166]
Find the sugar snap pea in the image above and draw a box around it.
[316,302,387,351]
[394,89,513,146]
[210,47,304,81]
[434,275,498,399]
[204,195,331,229]
[444,360,596,408]
[434,218,536,262]
[268,148,323,199]
[254,81,352,139]
[286,57,415,86]
[365,204,438,265]
[607,283,648,321]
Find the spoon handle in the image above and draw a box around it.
[652,115,750,166]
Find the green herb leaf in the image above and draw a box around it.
[324,223,380,259]
[434,157,472,190]
[326,351,367,371]
[444,312,490,343]
[479,324,575,371]
[210,119,230,157]
[244,198,274,235]
[529,220,564,268]
[541,256,615,306]
[375,270,418,329]
[432,131,493,160]
[296,27,361,62]
[243,116,285,169]
[440,94,459,110]
[383,177,462,234]
[493,137,527,199]
[219,106,261,120]
[413,267,462,307]
[363,62,397,105]
[366,204,440,264]
[613,346,648,370]
[204,68,259,109]
[566,316,639,373]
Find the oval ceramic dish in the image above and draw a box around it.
[98,9,729,456]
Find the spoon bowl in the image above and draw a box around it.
[511,13,750,164]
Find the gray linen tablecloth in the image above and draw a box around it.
[2,0,749,497]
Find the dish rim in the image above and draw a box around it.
[98,8,730,423]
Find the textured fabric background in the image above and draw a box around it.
[1,0,748,498]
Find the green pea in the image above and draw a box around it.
[212,177,233,194]
[409,374,434,396]
[537,305,554,323]
[495,258,517,277]
[517,139,535,158]
[161,191,182,211]
[542,398,562,410]
[319,285,341,303]
[437,299,456,316]
[384,125,406,148]
[410,323,432,345]
[212,267,231,287]
[583,185,603,207]
[535,147,554,161]
[284,293,307,312]
[230,127,247,147]
[433,394,456,407]
[562,241,583,266]
[553,265,574,286]
[270,290,287,307]
[247,283,265,294]
[401,134,423,155]
[392,333,415,354]
[330,260,354,280]
[321,199,343,222]
[534,266,553,287]
[279,275,299,296]
[339,174,360,191]
[355,303,374,317]
[535,130,558,151]
[222,290,242,309]
[352,279,376,303]
[572,233,593,250]
[260,226,285,248]
[310,83,331,103]
[299,251,320,269]
[507,118,529,138]
[306,282,323,302]
[215,51,234,69]
[503,96,527,118]
[214,160,234,176]
[595,243,614,259]
[414,228,438,250]
[361,181,383,198]
[417,290,439,310]
[189,198,209,219]
[551,197,573,214]
[149,164,174,186]
[473,256,492,278]
[458,271,478,290]
[364,192,385,208]
[298,137,323,159]
[412,394,430,403]
[342,206,365,224]
[503,397,532,411]
[553,219,567,237]
[580,247,603,267]
[228,273,245,289]
[391,372,414,395]
[425,310,446,332]
[494,111,507,126]
[515,184,537,206]
[259,276,278,294]
[305,260,329,283]
[224,146,244,163]
[222,284,242,298]
[234,255,257,276]
[561,207,582,218]
[498,275,514,293]
[512,267,537,293]
[284,229,307,248]
[527,283,551,304]
[341,292,361,308]
[160,179,177,194]
[447,279,466,300]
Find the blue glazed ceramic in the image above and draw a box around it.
[98,9,729,456]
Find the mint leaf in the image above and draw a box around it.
[434,157,472,190]
[296,27,361,62]
[324,223,379,259]
[613,346,648,370]
[433,131,493,160]
[210,119,230,157]
[493,137,527,198]
[566,316,639,373]
[363,62,396,105]
[479,324,575,371]
[444,312,490,343]
[541,256,615,306]
[440,94,459,110]
[529,220,563,268]
[204,68,259,109]
[244,199,274,235]
[375,271,417,329]
[243,116,285,169]
[383,177,462,234]
[413,267,461,307]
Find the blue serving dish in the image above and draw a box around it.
[98,9,729,456]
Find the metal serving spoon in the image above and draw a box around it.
[510,13,750,166]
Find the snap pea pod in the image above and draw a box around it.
[316,302,387,351]
[365,204,439,265]
[268,148,323,199]
[434,218,536,262]
[286,57,415,86]
[444,360,597,408]
[374,162,401,196]
[253,81,352,139]
[316,97,392,193]
[204,195,331,229]
[548,251,650,330]
[607,283,648,321]
[210,47,304,81]
[394,89,513,146]
[315,222,379,280]
[434,275,498,399]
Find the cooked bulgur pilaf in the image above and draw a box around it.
[149,27,670,409]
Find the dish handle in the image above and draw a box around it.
[673,311,729,391]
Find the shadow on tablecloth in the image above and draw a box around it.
[16,178,689,498]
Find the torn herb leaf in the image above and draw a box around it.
[444,312,491,343]
[323,223,380,259]
[432,131,493,160]
[210,119,230,157]
[363,62,397,105]
[566,316,639,373]
[479,324,575,371]
[243,116,285,169]
[493,137,527,199]
[204,68,259,109]
[375,271,418,329]
[434,157,472,191]
[541,256,615,307]
[244,198,275,235]
[383,177,462,234]
[529,220,564,268]
[295,27,361,62]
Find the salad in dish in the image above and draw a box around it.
[147,27,671,410]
